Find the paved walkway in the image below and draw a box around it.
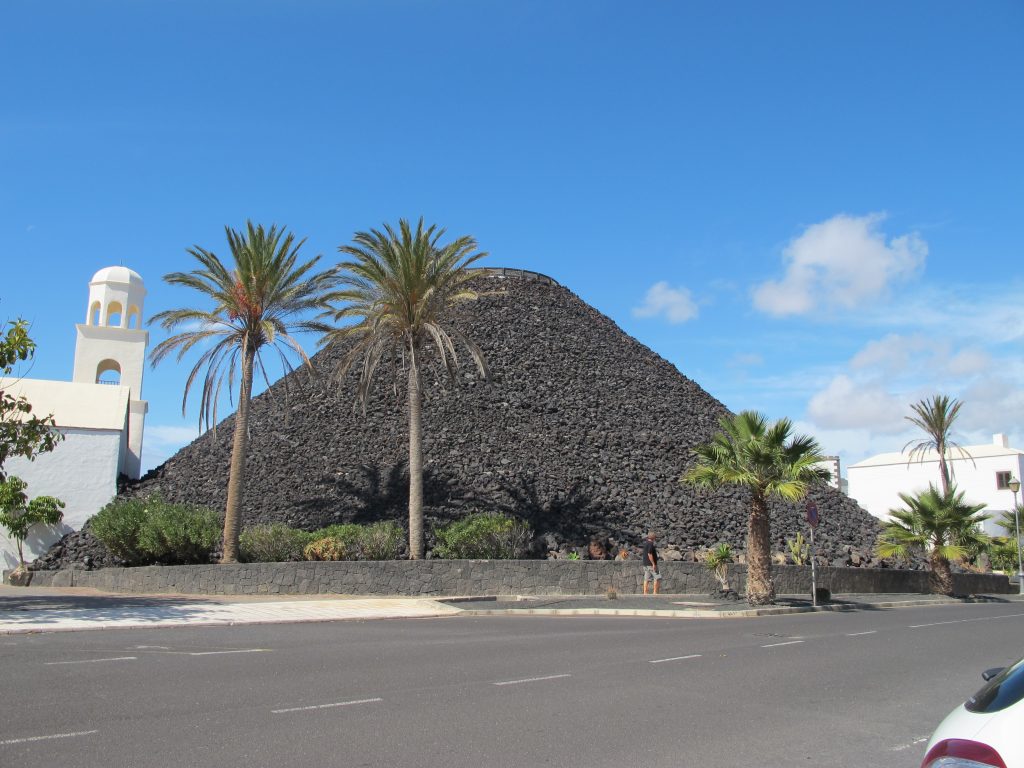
[1,585,1019,634]
[0,586,462,634]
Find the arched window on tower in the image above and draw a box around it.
[106,301,123,327]
[96,359,121,385]
[126,305,141,329]
[90,301,101,326]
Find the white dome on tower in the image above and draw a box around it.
[90,266,145,286]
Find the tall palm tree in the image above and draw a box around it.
[150,222,338,563]
[876,485,989,595]
[322,218,488,559]
[682,411,830,605]
[905,395,968,495]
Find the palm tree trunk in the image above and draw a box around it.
[930,552,954,595]
[221,344,254,564]
[937,455,951,496]
[407,361,424,560]
[746,494,775,605]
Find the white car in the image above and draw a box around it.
[921,655,1024,767]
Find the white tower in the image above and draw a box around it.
[72,266,149,478]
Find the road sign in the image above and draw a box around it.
[806,500,819,529]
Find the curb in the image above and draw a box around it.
[451,595,1015,619]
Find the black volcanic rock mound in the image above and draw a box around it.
[36,271,881,566]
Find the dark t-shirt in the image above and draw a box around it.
[642,540,658,568]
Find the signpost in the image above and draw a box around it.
[806,500,819,607]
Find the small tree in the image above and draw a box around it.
[701,543,734,591]
[876,484,989,595]
[904,395,968,495]
[150,223,338,563]
[0,475,64,569]
[1,319,63,481]
[683,411,830,605]
[322,218,489,559]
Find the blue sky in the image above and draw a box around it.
[3,1,1022,475]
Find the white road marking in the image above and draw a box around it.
[649,654,702,664]
[890,736,930,752]
[0,729,98,745]
[44,657,137,665]
[761,640,805,648]
[184,649,270,656]
[909,612,1024,629]
[847,630,877,636]
[272,697,382,714]
[493,673,571,686]
[134,645,170,650]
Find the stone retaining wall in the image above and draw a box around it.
[24,562,1013,597]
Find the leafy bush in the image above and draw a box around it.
[137,502,221,564]
[786,532,809,565]
[989,537,1021,573]
[302,522,404,561]
[90,497,151,565]
[433,512,532,559]
[304,536,348,561]
[240,524,314,563]
[313,524,365,555]
[359,521,404,560]
[701,543,734,591]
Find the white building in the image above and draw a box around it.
[847,434,1024,536]
[0,266,149,568]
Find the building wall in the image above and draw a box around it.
[1,428,123,569]
[848,451,1024,535]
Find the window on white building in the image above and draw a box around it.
[996,471,1012,490]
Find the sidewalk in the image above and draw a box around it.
[1,585,1019,634]
[0,586,462,634]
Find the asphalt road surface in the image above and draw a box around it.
[2,601,1022,768]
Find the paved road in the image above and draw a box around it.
[2,601,1021,767]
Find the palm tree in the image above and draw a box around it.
[322,218,488,559]
[876,485,989,595]
[150,222,338,563]
[682,411,830,605]
[905,395,968,495]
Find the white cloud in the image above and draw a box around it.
[632,281,698,324]
[945,347,991,376]
[850,334,931,374]
[753,212,927,317]
[806,374,907,432]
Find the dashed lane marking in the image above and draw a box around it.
[272,698,383,714]
[761,640,805,648]
[44,657,136,665]
[649,654,702,664]
[890,736,930,752]
[909,612,1024,629]
[0,730,98,745]
[847,630,878,636]
[493,673,571,686]
[183,649,270,656]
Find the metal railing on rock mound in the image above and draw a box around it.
[470,267,560,285]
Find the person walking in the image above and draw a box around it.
[642,531,661,595]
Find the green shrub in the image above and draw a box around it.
[786,532,809,565]
[359,521,404,560]
[304,536,348,561]
[433,512,532,559]
[240,524,314,563]
[90,497,151,565]
[313,524,364,556]
[303,522,404,560]
[136,501,221,564]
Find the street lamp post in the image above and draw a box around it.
[1008,477,1023,596]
